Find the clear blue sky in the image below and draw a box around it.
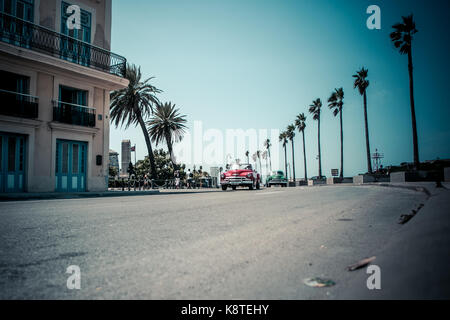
[109,0,450,177]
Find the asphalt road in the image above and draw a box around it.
[0,185,429,299]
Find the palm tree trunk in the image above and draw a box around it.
[291,140,296,183]
[137,115,157,179]
[408,48,420,169]
[363,92,372,174]
[318,116,322,177]
[302,130,307,181]
[284,145,288,178]
[268,148,272,172]
[340,111,344,178]
[165,132,176,169]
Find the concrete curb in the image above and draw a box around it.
[362,183,432,197]
[0,190,160,202]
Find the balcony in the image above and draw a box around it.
[0,12,126,78]
[0,88,38,118]
[53,101,96,127]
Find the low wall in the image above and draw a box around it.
[445,168,450,182]
[327,177,353,184]
[353,174,390,184]
[308,179,326,186]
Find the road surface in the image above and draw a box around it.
[0,185,440,299]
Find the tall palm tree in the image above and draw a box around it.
[390,15,420,169]
[262,150,268,176]
[279,131,288,178]
[245,150,250,164]
[256,150,262,174]
[286,124,296,183]
[147,102,187,168]
[353,67,372,174]
[264,139,272,172]
[295,113,308,181]
[328,88,344,178]
[309,98,322,177]
[110,63,161,179]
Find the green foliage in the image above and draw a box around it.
[108,166,118,177]
[135,149,187,180]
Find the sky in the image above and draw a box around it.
[109,0,450,178]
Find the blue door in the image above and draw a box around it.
[55,139,87,192]
[0,132,26,193]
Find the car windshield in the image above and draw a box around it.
[272,171,284,176]
[231,163,252,170]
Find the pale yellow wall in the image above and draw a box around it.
[0,52,116,192]
[0,0,123,192]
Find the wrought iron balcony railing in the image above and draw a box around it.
[53,100,96,127]
[0,12,126,77]
[0,89,39,118]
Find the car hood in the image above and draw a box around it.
[269,175,286,179]
[225,169,252,176]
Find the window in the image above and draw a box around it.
[0,70,30,94]
[61,2,91,43]
[59,85,87,106]
[0,0,34,22]
[60,1,91,66]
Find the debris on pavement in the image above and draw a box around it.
[399,203,424,224]
[346,256,376,271]
[303,277,336,288]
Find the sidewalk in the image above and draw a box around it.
[337,183,450,299]
[0,189,160,201]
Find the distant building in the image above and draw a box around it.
[109,149,119,176]
[121,140,131,176]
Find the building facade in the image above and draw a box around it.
[120,139,130,176]
[0,0,128,192]
[108,149,118,176]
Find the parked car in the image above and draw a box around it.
[220,163,261,191]
[266,170,288,187]
[310,175,327,180]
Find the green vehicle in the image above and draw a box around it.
[266,170,288,187]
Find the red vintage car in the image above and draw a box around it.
[220,163,261,191]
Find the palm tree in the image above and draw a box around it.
[279,131,288,178]
[110,63,161,179]
[390,15,420,169]
[262,150,268,176]
[295,113,308,181]
[353,67,372,174]
[264,139,272,172]
[245,150,250,164]
[309,98,322,178]
[286,124,296,183]
[252,152,258,168]
[256,150,262,174]
[328,88,345,179]
[147,102,187,168]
